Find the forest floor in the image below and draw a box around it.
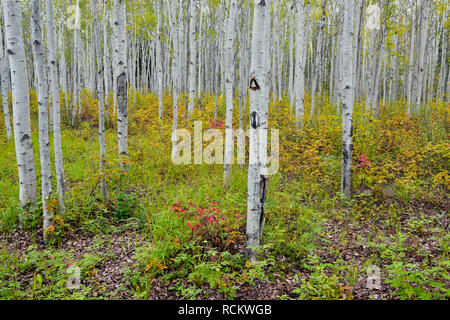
[0,92,449,300]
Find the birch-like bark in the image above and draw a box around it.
[223,0,238,186]
[103,0,110,123]
[413,0,429,112]
[58,19,69,119]
[295,0,306,127]
[3,0,37,207]
[171,0,181,161]
[93,0,107,200]
[187,0,198,118]
[113,0,129,168]
[406,10,416,114]
[71,0,80,126]
[46,0,66,215]
[156,0,164,120]
[341,0,355,200]
[247,0,269,261]
[310,3,325,119]
[0,14,12,139]
[31,0,52,237]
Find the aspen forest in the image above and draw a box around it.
[0,0,449,301]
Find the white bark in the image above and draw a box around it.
[3,0,37,206]
[93,0,107,200]
[187,0,198,117]
[0,14,12,139]
[223,0,238,186]
[247,0,269,261]
[46,0,66,215]
[295,0,306,127]
[341,0,355,200]
[156,0,164,120]
[113,0,129,166]
[31,0,52,236]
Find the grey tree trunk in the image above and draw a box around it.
[93,0,108,200]
[341,0,355,200]
[46,0,66,215]
[3,0,37,207]
[114,0,129,168]
[223,0,238,186]
[31,0,52,238]
[247,0,270,261]
[295,0,306,127]
[0,13,12,139]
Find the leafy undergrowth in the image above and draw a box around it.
[0,91,448,300]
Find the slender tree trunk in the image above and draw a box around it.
[187,0,198,118]
[247,0,269,261]
[295,0,306,127]
[31,0,52,238]
[156,0,164,121]
[113,0,129,169]
[46,0,66,215]
[3,0,37,207]
[0,14,12,139]
[341,0,355,200]
[223,0,238,186]
[93,0,107,200]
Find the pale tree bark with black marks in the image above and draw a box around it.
[295,0,306,127]
[247,0,270,261]
[103,0,111,123]
[187,0,198,118]
[93,0,108,200]
[340,0,355,200]
[31,0,52,238]
[223,0,238,186]
[413,0,430,112]
[171,0,181,162]
[58,18,69,120]
[113,0,129,169]
[2,0,37,207]
[46,0,66,216]
[0,13,12,140]
[156,0,164,121]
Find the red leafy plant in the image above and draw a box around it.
[356,153,371,168]
[170,201,245,252]
[208,119,225,129]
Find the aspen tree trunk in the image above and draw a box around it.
[247,0,269,261]
[156,0,164,121]
[72,0,80,127]
[171,0,181,161]
[341,0,355,200]
[187,0,197,118]
[197,0,206,109]
[288,0,295,106]
[93,0,107,200]
[58,19,69,120]
[113,0,129,168]
[295,0,306,127]
[310,4,325,119]
[103,0,110,123]
[223,0,238,186]
[406,11,416,114]
[31,0,52,237]
[437,8,447,101]
[365,30,377,113]
[46,0,66,215]
[352,0,363,104]
[3,0,37,207]
[390,32,399,103]
[0,15,12,139]
[413,0,429,112]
